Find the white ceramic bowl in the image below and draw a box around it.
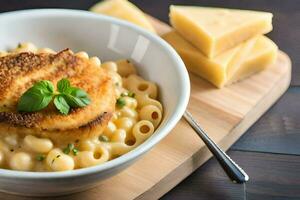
[0,9,190,196]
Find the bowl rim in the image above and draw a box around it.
[0,8,190,179]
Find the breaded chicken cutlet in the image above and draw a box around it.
[0,49,116,143]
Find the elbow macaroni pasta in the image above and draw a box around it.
[0,43,164,172]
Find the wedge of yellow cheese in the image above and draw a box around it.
[162,31,277,88]
[90,0,156,33]
[229,36,278,84]
[170,6,273,58]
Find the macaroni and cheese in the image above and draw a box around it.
[0,43,163,172]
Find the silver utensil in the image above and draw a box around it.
[183,110,249,183]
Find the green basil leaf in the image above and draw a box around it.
[53,95,70,115]
[64,95,90,107]
[34,80,54,95]
[64,87,91,107]
[17,87,53,112]
[72,88,91,105]
[70,87,89,98]
[57,78,71,93]
[17,78,90,114]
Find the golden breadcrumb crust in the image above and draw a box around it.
[0,50,116,142]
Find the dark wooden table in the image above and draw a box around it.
[1,0,299,199]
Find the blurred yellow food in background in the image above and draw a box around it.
[90,0,156,33]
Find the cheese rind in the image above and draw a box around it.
[162,31,277,88]
[170,6,273,58]
[90,0,156,33]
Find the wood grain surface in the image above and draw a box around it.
[0,1,299,200]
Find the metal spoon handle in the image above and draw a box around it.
[183,111,249,183]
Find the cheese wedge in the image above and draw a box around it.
[229,36,278,84]
[162,31,277,87]
[90,0,156,33]
[170,6,273,58]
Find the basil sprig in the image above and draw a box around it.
[17,78,91,115]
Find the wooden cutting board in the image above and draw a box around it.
[1,17,291,200]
